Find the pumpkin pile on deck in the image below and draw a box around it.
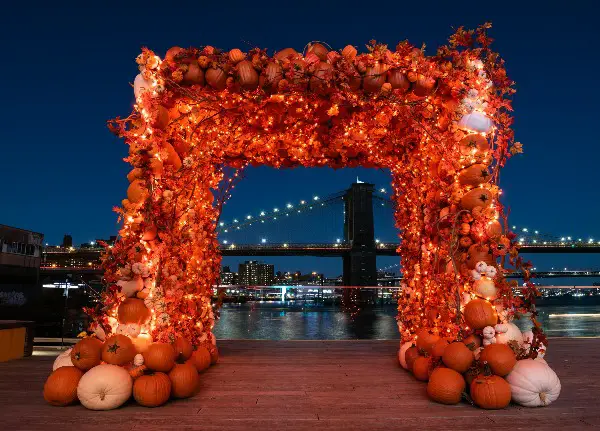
[399,267,561,409]
[43,334,217,409]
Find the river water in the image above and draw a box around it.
[213,301,600,340]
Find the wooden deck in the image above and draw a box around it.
[0,339,598,430]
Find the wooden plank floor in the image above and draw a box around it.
[0,339,598,430]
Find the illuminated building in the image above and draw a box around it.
[238,261,274,286]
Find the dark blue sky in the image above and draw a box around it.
[2,1,598,275]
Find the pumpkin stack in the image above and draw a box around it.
[43,333,217,410]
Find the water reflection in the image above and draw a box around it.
[214,301,600,340]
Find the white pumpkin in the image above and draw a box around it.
[506,359,561,407]
[474,277,497,299]
[494,323,524,345]
[77,364,133,410]
[117,278,143,297]
[133,73,152,99]
[459,111,493,133]
[398,341,412,369]
[52,348,74,370]
[483,337,496,346]
[470,269,482,280]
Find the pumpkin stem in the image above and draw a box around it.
[539,392,547,405]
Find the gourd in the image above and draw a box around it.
[398,341,412,369]
[506,359,561,407]
[479,344,516,376]
[470,375,511,409]
[426,368,465,405]
[77,364,133,410]
[143,343,176,372]
[442,342,473,373]
[71,337,103,371]
[169,362,199,398]
[228,48,246,63]
[463,298,497,329]
[118,298,151,325]
[53,348,74,370]
[127,180,146,204]
[342,45,357,60]
[133,372,172,407]
[44,366,84,406]
[102,334,136,366]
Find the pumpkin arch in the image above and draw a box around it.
[90,25,545,405]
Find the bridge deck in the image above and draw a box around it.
[0,339,597,430]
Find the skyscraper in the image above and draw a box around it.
[237,261,274,286]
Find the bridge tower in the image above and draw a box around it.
[342,182,378,293]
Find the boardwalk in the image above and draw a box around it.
[0,339,598,430]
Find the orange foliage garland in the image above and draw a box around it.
[83,24,548,410]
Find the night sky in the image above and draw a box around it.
[2,1,598,276]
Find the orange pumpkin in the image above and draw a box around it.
[43,366,84,406]
[431,338,450,358]
[413,74,436,97]
[163,142,182,170]
[182,63,205,86]
[404,346,420,372]
[427,367,465,405]
[205,66,227,90]
[484,220,501,238]
[363,63,387,93]
[199,341,219,364]
[461,188,493,211]
[127,168,142,182]
[387,69,410,91]
[127,180,146,204]
[479,344,517,376]
[102,334,136,366]
[307,42,328,61]
[462,334,482,352]
[259,62,283,91]
[342,45,357,60]
[168,337,191,362]
[309,62,333,95]
[143,343,176,372]
[133,372,171,407]
[188,346,212,372]
[274,47,298,61]
[463,298,498,330]
[169,362,199,398]
[412,356,432,381]
[71,337,103,371]
[153,105,170,130]
[228,48,246,63]
[416,330,440,355]
[236,60,259,90]
[118,298,151,325]
[466,244,496,269]
[458,164,490,187]
[470,375,512,409]
[459,134,490,157]
[442,342,473,373]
